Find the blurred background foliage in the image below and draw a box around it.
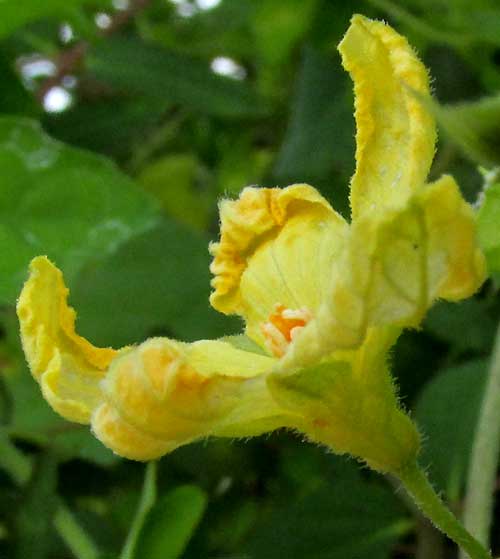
[1,0,500,558]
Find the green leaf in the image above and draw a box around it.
[215,133,273,196]
[0,55,38,116]
[137,154,214,230]
[244,469,410,559]
[424,299,496,353]
[252,0,319,66]
[2,309,115,466]
[0,117,159,305]
[430,95,500,166]
[4,364,117,467]
[134,485,207,559]
[71,218,238,348]
[138,0,254,59]
[87,37,266,118]
[478,182,500,277]
[14,452,58,559]
[274,46,354,198]
[369,0,500,48]
[44,97,167,161]
[415,360,487,501]
[0,0,106,39]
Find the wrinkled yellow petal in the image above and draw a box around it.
[92,402,179,461]
[17,257,291,461]
[345,175,485,324]
[209,184,348,350]
[339,14,436,218]
[285,176,485,368]
[16,256,118,423]
[93,337,289,459]
[269,327,420,473]
[420,176,486,301]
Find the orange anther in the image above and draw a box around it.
[260,304,312,357]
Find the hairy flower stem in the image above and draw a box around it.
[399,463,492,559]
[460,322,500,558]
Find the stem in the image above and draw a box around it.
[387,473,444,559]
[399,462,492,559]
[416,517,445,559]
[0,430,32,485]
[120,461,158,559]
[460,322,500,557]
[53,505,100,559]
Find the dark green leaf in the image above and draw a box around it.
[0,55,38,116]
[44,97,167,161]
[424,299,496,353]
[252,0,319,66]
[245,471,410,559]
[87,37,266,118]
[415,360,487,501]
[140,0,254,60]
[137,154,214,230]
[134,485,207,559]
[0,117,159,304]
[430,95,500,166]
[14,452,58,559]
[274,46,354,185]
[0,0,106,39]
[71,218,238,348]
[5,364,117,467]
[381,0,500,46]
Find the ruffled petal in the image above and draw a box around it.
[16,256,118,423]
[339,14,436,219]
[285,176,486,368]
[209,184,348,351]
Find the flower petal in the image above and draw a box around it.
[338,14,436,219]
[94,337,288,459]
[92,402,179,461]
[16,256,118,423]
[17,257,290,460]
[209,184,348,349]
[285,176,486,367]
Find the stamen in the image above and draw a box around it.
[261,322,288,357]
[260,304,312,357]
[282,309,309,320]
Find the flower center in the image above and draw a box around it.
[260,303,312,357]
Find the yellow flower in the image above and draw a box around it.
[17,15,485,474]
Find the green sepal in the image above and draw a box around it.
[268,355,420,475]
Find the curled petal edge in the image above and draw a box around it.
[16,256,118,424]
[339,14,436,219]
[209,183,342,316]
